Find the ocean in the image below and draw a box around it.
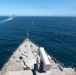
[0,16,76,69]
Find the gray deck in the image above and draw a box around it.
[0,39,76,75]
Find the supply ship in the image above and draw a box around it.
[9,14,15,19]
[0,32,76,75]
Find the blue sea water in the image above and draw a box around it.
[0,16,76,69]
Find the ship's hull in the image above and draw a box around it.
[0,39,76,75]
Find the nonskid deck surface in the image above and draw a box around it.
[0,39,76,75]
[3,39,38,71]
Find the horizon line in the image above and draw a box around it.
[0,15,76,17]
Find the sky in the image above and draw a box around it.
[0,0,76,16]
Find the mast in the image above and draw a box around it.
[27,29,29,39]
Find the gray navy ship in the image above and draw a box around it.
[0,32,76,75]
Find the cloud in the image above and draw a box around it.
[33,6,51,10]
[72,7,76,11]
[39,6,51,9]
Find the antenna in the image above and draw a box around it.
[27,29,29,39]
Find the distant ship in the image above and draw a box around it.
[9,14,15,19]
[0,32,76,75]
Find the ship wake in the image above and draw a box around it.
[0,18,13,24]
